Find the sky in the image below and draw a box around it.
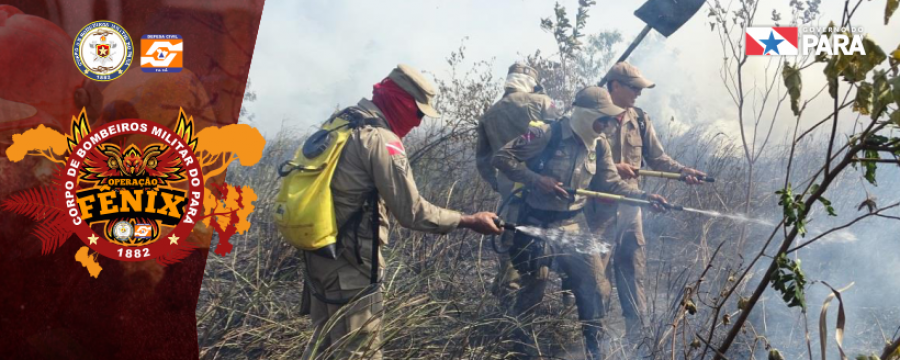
[243,0,900,141]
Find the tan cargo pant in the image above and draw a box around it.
[588,201,647,339]
[509,209,612,354]
[493,195,522,307]
[300,239,383,360]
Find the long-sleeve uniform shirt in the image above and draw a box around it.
[332,99,462,245]
[321,99,462,289]
[492,117,646,214]
[303,99,462,360]
[600,107,685,188]
[476,90,557,197]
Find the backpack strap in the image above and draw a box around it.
[526,120,563,174]
[303,107,385,306]
[338,106,387,129]
[368,191,381,284]
[518,120,571,218]
[308,190,381,306]
[633,107,649,168]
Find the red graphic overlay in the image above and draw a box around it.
[61,119,204,262]
[0,1,265,359]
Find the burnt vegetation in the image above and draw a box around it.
[197,0,900,358]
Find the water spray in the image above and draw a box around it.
[488,184,767,255]
[493,218,612,255]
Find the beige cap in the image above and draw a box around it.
[573,86,625,117]
[606,62,655,89]
[508,62,539,82]
[387,64,441,118]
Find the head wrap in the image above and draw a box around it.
[372,78,421,138]
[504,72,538,93]
[569,107,606,148]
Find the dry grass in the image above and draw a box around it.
[196,113,899,359]
[196,37,900,359]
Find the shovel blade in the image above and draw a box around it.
[634,0,706,37]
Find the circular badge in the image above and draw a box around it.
[72,20,134,82]
[60,119,204,262]
[113,221,134,242]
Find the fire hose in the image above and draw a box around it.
[488,186,688,253]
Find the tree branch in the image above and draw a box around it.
[787,202,900,253]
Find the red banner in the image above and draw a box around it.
[0,1,266,358]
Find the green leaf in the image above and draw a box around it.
[890,75,900,107]
[777,184,809,236]
[864,148,880,185]
[540,17,554,31]
[888,0,899,25]
[859,35,888,72]
[819,196,837,216]
[824,54,849,98]
[872,70,893,119]
[816,22,835,63]
[769,253,808,310]
[823,21,836,38]
[842,35,887,83]
[854,81,873,115]
[783,63,803,116]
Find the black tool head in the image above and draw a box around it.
[634,0,706,37]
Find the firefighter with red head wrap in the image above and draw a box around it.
[298,64,503,360]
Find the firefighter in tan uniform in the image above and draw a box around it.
[492,86,667,359]
[475,62,558,303]
[585,62,706,341]
[300,64,502,360]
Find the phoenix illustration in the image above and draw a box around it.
[66,111,198,186]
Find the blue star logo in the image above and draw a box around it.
[759,31,784,55]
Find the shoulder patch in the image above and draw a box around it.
[520,126,546,142]
[386,140,406,156]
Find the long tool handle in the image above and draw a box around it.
[597,24,653,87]
[635,169,716,183]
[564,187,684,211]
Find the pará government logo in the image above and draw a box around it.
[745,26,867,56]
[72,20,134,81]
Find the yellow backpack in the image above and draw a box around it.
[273,108,375,260]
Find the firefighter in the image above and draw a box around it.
[300,64,502,360]
[493,86,666,359]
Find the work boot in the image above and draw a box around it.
[582,320,606,360]
[492,260,521,312]
[561,275,576,308]
[562,291,576,308]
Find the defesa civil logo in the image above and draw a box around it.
[72,20,134,81]
[141,34,183,73]
[746,26,867,56]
